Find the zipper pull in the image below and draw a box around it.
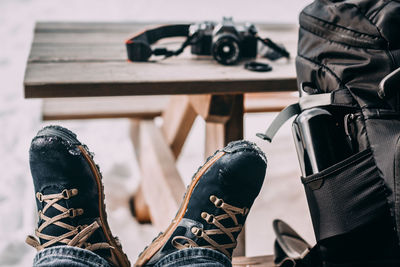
[344,113,356,153]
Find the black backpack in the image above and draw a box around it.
[258,1,400,266]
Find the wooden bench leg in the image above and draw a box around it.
[135,120,186,230]
[129,184,151,224]
[161,95,197,159]
[129,119,152,224]
[204,94,244,157]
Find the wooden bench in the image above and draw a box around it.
[42,92,298,121]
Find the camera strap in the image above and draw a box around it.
[125,23,290,62]
[257,37,290,59]
[125,24,191,62]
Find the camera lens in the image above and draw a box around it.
[212,34,240,65]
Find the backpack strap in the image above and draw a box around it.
[256,102,301,142]
[257,88,355,142]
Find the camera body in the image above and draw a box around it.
[189,17,258,65]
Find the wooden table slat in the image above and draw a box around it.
[25,61,297,98]
[25,22,298,98]
[29,43,127,62]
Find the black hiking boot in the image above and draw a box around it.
[135,140,267,266]
[26,125,131,267]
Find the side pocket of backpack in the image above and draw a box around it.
[301,148,390,241]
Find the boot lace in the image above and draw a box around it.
[26,189,113,252]
[172,195,249,258]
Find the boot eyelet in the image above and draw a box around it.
[191,227,203,237]
[215,199,223,208]
[201,212,214,223]
[62,189,70,199]
[36,192,43,202]
[68,208,77,218]
[210,195,224,208]
[242,207,249,215]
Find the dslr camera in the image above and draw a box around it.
[189,17,258,65]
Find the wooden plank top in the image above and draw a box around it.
[24,22,298,98]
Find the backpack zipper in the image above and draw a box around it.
[299,12,387,50]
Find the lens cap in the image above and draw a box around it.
[244,61,272,72]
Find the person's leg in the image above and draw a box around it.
[153,248,231,267]
[33,246,111,267]
[136,140,267,266]
[26,125,130,267]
